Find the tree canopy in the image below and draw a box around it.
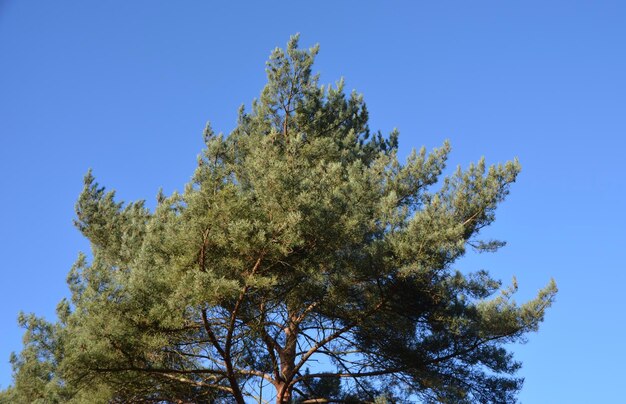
[1,35,556,404]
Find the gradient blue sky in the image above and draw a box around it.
[1,1,625,402]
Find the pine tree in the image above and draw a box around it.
[2,35,556,404]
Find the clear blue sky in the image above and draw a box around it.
[1,1,624,402]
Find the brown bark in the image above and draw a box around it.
[276,312,299,403]
[275,381,292,404]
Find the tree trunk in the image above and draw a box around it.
[276,315,298,403]
[276,381,292,404]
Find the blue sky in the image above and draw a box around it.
[1,1,624,402]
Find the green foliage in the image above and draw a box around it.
[2,35,556,404]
